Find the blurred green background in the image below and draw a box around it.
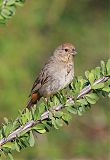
[0,0,109,159]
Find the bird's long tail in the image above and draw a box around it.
[20,99,33,115]
[26,92,41,109]
[26,99,34,109]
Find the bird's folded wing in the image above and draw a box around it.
[30,68,49,95]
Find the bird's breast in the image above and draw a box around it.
[39,61,74,97]
[55,62,74,90]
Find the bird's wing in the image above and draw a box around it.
[30,68,49,95]
[30,57,54,95]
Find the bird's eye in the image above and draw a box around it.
[64,48,68,52]
[72,48,76,51]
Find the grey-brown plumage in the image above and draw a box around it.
[27,43,77,108]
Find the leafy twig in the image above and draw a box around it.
[0,76,109,147]
[0,59,110,159]
[0,0,25,24]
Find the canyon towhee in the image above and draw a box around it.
[27,43,77,108]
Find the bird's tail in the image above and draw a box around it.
[26,93,41,109]
[20,93,41,114]
[20,99,34,115]
[26,99,34,109]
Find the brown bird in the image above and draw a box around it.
[26,43,77,109]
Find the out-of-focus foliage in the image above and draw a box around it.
[0,0,25,24]
[0,0,109,160]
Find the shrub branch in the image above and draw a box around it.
[0,59,110,159]
[0,76,109,147]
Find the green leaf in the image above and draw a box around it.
[29,131,35,147]
[85,96,97,104]
[20,135,30,148]
[3,142,14,149]
[55,118,63,127]
[106,59,110,75]
[85,93,99,101]
[1,127,5,137]
[7,6,16,14]
[15,1,24,6]
[5,122,13,137]
[79,105,87,113]
[49,112,53,119]
[0,14,5,20]
[88,72,95,85]
[102,86,110,92]
[94,67,101,79]
[91,69,95,75]
[7,0,15,5]
[33,124,45,130]
[7,153,14,160]
[53,95,60,105]
[75,81,81,92]
[85,70,90,79]
[25,108,32,121]
[62,113,71,122]
[15,141,20,152]
[38,102,46,115]
[51,117,59,129]
[77,98,88,106]
[77,109,83,116]
[2,147,11,155]
[1,8,12,19]
[66,106,77,114]
[36,128,46,134]
[78,76,87,89]
[33,124,46,134]
[54,111,63,118]
[101,60,106,75]
[85,93,99,105]
[33,106,40,120]
[4,117,8,124]
[65,101,73,107]
[21,114,28,125]
[93,83,104,89]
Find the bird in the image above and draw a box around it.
[26,43,77,109]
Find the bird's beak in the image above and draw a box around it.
[71,49,77,56]
[73,51,77,55]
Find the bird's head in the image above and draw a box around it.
[54,43,77,62]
